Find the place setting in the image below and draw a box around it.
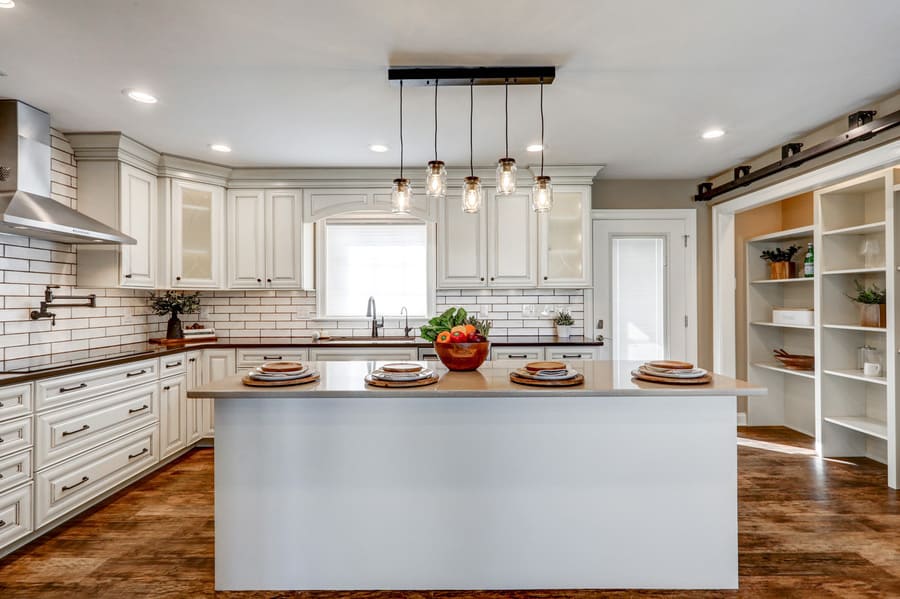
[241,361,320,387]
[509,361,584,386]
[365,363,440,387]
[631,360,711,385]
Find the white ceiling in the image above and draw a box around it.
[1,0,899,178]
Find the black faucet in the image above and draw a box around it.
[366,296,384,338]
[400,306,413,338]
[31,285,97,326]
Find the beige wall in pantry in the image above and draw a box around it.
[591,179,713,368]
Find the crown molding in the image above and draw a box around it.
[66,132,161,174]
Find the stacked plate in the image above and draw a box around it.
[247,361,318,382]
[369,363,435,382]
[634,360,708,380]
[513,360,580,381]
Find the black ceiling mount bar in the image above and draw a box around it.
[388,66,556,87]
[694,108,900,202]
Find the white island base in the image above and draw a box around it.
[196,361,759,591]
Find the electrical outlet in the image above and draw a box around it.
[200,307,210,321]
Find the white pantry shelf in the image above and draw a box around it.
[750,321,815,330]
[822,323,887,333]
[750,277,813,285]
[747,225,815,244]
[752,362,815,380]
[823,369,888,386]
[821,221,886,236]
[823,416,888,440]
[821,267,886,276]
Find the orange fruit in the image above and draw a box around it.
[436,331,452,344]
[463,324,476,336]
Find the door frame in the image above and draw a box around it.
[711,139,900,377]
[588,209,698,364]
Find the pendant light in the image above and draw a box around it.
[462,79,483,213]
[496,78,517,195]
[425,80,447,199]
[532,78,553,213]
[391,80,412,214]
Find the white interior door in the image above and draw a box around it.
[593,215,696,363]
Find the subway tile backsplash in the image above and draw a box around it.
[0,131,585,362]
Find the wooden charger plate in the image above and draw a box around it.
[510,372,585,387]
[524,361,567,372]
[259,361,304,373]
[647,360,694,370]
[381,363,424,373]
[631,371,712,385]
[365,374,439,388]
[242,374,319,387]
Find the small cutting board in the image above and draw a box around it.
[647,360,694,370]
[241,374,319,387]
[365,374,439,388]
[631,371,712,385]
[509,372,585,387]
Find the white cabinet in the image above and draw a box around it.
[236,348,309,369]
[227,189,302,289]
[538,185,592,287]
[437,198,488,288]
[0,483,32,550]
[0,384,32,423]
[545,346,600,361]
[199,349,236,436]
[308,347,418,362]
[170,179,226,289]
[74,161,158,289]
[488,192,538,287]
[491,346,545,361]
[305,189,434,222]
[159,374,188,458]
[185,352,205,444]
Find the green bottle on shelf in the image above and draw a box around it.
[803,243,814,277]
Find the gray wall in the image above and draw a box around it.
[591,180,713,368]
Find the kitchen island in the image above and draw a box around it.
[189,360,765,591]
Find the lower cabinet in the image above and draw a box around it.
[198,349,236,437]
[545,346,600,361]
[490,345,601,361]
[308,347,418,362]
[236,347,309,370]
[0,482,32,549]
[491,346,545,361]
[185,352,205,444]
[159,374,188,459]
[35,424,158,528]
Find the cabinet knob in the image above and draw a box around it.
[176,276,182,281]
[480,277,485,281]
[543,276,548,280]
[257,278,262,283]
[490,277,495,281]
[267,278,272,283]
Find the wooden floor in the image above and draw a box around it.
[1,427,898,598]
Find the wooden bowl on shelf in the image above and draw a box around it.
[433,341,490,371]
[773,349,814,371]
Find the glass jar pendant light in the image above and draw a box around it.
[425,79,447,199]
[496,78,517,195]
[391,80,412,213]
[532,78,552,212]
[462,79,483,213]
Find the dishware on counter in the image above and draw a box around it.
[258,361,305,374]
[509,370,585,387]
[243,362,319,387]
[772,349,814,371]
[524,361,567,372]
[631,361,712,385]
[510,361,584,386]
[365,373,440,388]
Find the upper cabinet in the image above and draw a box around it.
[73,159,158,289]
[487,192,538,288]
[538,185,592,288]
[437,196,488,288]
[170,179,225,289]
[227,189,302,289]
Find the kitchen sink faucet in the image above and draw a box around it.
[366,296,384,337]
[400,306,412,338]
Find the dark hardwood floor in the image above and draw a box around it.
[1,427,898,598]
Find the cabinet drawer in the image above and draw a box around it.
[159,354,187,377]
[417,347,440,361]
[36,382,158,470]
[491,346,544,361]
[308,348,417,362]
[0,384,32,423]
[0,449,31,494]
[36,358,159,411]
[0,482,32,550]
[236,348,309,368]
[0,416,32,459]
[545,346,599,361]
[35,425,158,528]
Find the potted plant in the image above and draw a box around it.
[846,280,886,327]
[554,308,575,339]
[420,307,492,371]
[760,245,801,279]
[149,290,201,339]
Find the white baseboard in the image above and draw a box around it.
[737,412,748,426]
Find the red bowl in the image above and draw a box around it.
[433,341,490,371]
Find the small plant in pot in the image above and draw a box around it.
[554,308,575,339]
[760,245,801,280]
[149,291,201,339]
[420,307,492,371]
[846,280,886,328]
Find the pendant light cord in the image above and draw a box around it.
[469,79,474,177]
[540,78,545,177]
[399,80,404,180]
[434,79,439,162]
[504,78,510,159]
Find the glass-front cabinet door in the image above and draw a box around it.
[538,185,592,287]
[171,179,225,289]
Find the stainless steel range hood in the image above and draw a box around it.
[0,100,135,245]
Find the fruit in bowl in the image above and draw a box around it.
[421,308,492,371]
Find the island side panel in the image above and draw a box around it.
[214,394,738,591]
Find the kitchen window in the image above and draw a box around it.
[317,216,432,318]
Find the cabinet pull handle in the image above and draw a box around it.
[561,354,582,358]
[0,520,6,528]
[188,358,196,363]
[62,424,90,437]
[165,361,182,368]
[263,355,282,360]
[129,404,149,414]
[126,369,147,377]
[0,437,3,443]
[62,476,89,492]
[124,274,133,279]
[0,401,4,407]
[128,448,149,460]
[508,354,527,358]
[59,383,87,393]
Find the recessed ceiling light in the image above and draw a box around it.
[368,144,389,153]
[123,89,158,104]
[701,128,725,140]
[0,1,15,8]
[526,144,543,152]
[209,144,232,153]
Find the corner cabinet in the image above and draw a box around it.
[227,189,302,289]
[538,185,592,288]
[170,179,226,289]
